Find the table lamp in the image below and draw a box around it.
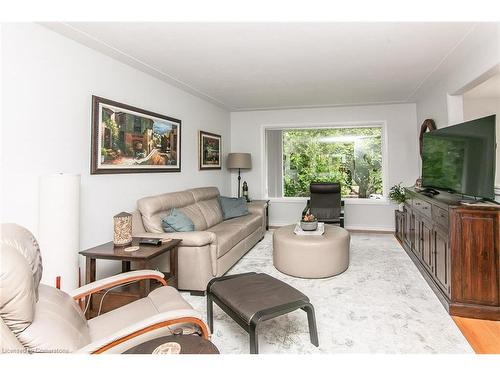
[227,153,252,198]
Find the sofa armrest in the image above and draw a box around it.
[131,210,146,234]
[136,231,216,247]
[247,200,266,216]
[247,200,267,234]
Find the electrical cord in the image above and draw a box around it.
[82,280,138,316]
[96,280,137,316]
[83,279,200,336]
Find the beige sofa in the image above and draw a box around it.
[132,187,266,293]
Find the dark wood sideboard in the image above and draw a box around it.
[394,188,499,320]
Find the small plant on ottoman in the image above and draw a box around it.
[301,212,318,231]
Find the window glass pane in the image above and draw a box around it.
[282,127,383,198]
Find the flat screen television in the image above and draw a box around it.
[422,115,496,200]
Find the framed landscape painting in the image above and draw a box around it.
[91,96,181,174]
[199,131,222,170]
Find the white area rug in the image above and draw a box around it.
[183,231,473,354]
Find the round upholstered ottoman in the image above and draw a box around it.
[273,224,350,278]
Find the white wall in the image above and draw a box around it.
[463,97,500,190]
[230,103,418,230]
[414,23,500,200]
[415,23,500,128]
[1,23,231,279]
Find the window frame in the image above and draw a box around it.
[262,121,389,203]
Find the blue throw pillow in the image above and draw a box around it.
[161,208,195,232]
[218,196,249,220]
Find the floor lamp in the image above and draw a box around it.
[39,173,80,292]
[227,153,252,198]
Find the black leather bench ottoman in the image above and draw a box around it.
[206,272,319,354]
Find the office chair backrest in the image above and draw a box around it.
[309,182,341,220]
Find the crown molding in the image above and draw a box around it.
[40,22,233,111]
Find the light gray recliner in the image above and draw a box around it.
[0,223,209,354]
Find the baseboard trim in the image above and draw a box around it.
[344,225,394,232]
[269,222,394,232]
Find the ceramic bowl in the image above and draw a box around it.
[300,220,318,231]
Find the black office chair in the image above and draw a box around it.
[302,182,345,227]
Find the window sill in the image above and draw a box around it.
[344,198,391,205]
[267,197,392,205]
[267,197,308,203]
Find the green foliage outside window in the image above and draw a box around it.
[282,127,383,198]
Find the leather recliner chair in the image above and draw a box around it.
[0,223,209,354]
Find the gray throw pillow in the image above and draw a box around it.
[218,196,249,220]
[161,208,195,232]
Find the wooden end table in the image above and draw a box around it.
[79,237,181,318]
[123,335,219,354]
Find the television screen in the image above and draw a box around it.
[422,115,496,200]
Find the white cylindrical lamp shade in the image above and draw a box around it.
[38,173,80,292]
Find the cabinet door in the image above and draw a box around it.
[413,215,421,257]
[434,228,451,297]
[403,206,412,248]
[409,212,416,254]
[403,207,416,253]
[395,211,404,242]
[420,218,433,272]
[452,210,499,306]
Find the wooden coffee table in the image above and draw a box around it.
[80,237,181,318]
[123,335,219,354]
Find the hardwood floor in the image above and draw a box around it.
[452,316,500,354]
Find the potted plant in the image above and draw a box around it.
[301,212,318,231]
[389,183,407,211]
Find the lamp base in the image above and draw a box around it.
[237,168,241,198]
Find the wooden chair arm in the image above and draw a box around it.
[70,270,167,302]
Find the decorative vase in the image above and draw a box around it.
[242,181,250,202]
[113,212,133,246]
[398,203,405,212]
[300,220,318,231]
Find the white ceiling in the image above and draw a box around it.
[464,73,500,99]
[45,22,476,111]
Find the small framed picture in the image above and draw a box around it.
[199,131,222,170]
